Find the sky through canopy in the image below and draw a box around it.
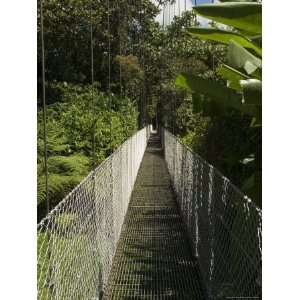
[154,0,214,26]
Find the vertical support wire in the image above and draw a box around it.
[141,0,146,128]
[40,0,49,215]
[211,0,215,73]
[138,0,143,128]
[107,0,112,151]
[90,3,96,170]
[159,3,166,134]
[118,1,122,99]
[107,1,115,280]
[172,68,176,135]
[90,1,103,299]
[118,0,127,142]
[40,2,55,298]
[89,3,104,297]
[125,0,130,136]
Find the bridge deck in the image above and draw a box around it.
[105,134,204,299]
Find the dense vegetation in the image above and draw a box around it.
[37,83,138,218]
[38,0,261,221]
[175,1,262,206]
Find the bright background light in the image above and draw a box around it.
[154,0,214,26]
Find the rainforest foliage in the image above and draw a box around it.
[174,1,262,206]
[38,0,262,220]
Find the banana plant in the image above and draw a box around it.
[175,1,262,205]
[176,1,262,126]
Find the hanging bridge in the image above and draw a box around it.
[37,127,262,300]
[38,0,262,298]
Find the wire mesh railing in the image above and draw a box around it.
[162,128,262,300]
[37,126,150,300]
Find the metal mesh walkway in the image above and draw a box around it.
[105,134,204,299]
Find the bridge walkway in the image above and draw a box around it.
[104,134,204,299]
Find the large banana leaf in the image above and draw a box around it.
[176,73,259,118]
[217,64,250,91]
[228,40,262,78]
[176,73,241,106]
[193,2,261,35]
[186,27,262,57]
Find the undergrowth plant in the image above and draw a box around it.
[37,82,138,220]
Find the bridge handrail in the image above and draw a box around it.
[37,126,150,300]
[162,128,261,214]
[162,127,262,299]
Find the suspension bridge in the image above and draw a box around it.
[37,0,262,299]
[37,127,261,299]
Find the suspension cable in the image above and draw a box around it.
[118,0,122,98]
[118,0,127,141]
[139,0,144,128]
[124,0,130,136]
[90,3,96,170]
[40,3,55,297]
[107,0,112,152]
[172,1,176,136]
[40,0,49,214]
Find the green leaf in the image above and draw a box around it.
[240,79,262,105]
[193,2,261,35]
[228,40,262,78]
[217,64,250,91]
[186,27,262,56]
[176,73,240,105]
[176,73,260,118]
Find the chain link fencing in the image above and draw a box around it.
[162,128,262,300]
[37,126,150,300]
